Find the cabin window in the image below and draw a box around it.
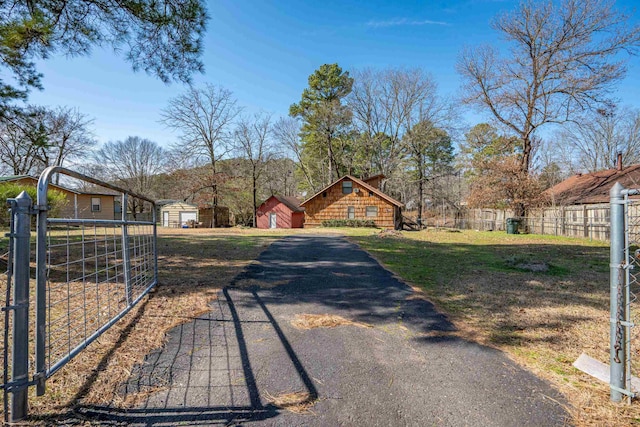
[369,191,374,197]
[366,206,378,217]
[322,192,327,198]
[91,197,101,212]
[347,206,355,219]
[342,181,353,194]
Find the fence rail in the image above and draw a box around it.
[1,167,158,422]
[415,204,612,241]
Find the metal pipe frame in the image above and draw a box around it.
[35,166,157,399]
[8,192,33,422]
[610,182,626,402]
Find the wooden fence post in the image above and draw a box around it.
[584,205,589,238]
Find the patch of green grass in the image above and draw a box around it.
[351,230,608,291]
[347,229,618,425]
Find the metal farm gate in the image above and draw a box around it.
[1,167,158,422]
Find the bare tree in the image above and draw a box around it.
[0,105,95,179]
[95,136,167,218]
[349,68,453,193]
[160,84,240,226]
[234,112,273,227]
[557,106,640,172]
[0,106,48,175]
[263,157,297,197]
[402,122,454,224]
[458,0,640,213]
[349,68,413,183]
[272,117,316,190]
[37,107,96,172]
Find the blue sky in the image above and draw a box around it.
[26,0,640,149]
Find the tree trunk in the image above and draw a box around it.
[517,135,532,218]
[252,172,257,228]
[211,160,218,228]
[417,158,424,227]
[520,137,532,176]
[328,140,334,184]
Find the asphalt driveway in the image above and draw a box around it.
[87,235,570,426]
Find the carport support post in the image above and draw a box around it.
[610,182,625,402]
[9,192,32,422]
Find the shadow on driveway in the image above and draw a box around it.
[73,235,569,426]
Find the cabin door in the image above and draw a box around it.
[269,213,277,228]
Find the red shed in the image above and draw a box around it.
[256,195,305,229]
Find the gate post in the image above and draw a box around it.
[610,182,625,402]
[8,191,32,421]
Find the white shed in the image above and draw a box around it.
[160,202,199,227]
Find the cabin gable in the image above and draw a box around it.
[301,177,401,229]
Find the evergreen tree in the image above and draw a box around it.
[290,63,354,188]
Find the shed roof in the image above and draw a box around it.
[272,195,305,212]
[300,175,403,208]
[156,199,181,206]
[0,175,30,183]
[0,175,86,195]
[160,201,198,209]
[546,164,640,205]
[362,173,385,183]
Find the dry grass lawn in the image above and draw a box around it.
[349,228,639,427]
[0,226,635,426]
[0,227,282,422]
[263,390,317,414]
[291,313,372,330]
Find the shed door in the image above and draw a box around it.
[269,213,277,229]
[162,211,169,227]
[179,211,197,226]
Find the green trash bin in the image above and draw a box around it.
[506,218,520,234]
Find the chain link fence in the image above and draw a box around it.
[609,183,640,403]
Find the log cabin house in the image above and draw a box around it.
[301,175,403,229]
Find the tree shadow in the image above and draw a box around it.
[347,233,611,347]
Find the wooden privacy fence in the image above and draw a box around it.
[524,205,610,240]
[423,204,617,241]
